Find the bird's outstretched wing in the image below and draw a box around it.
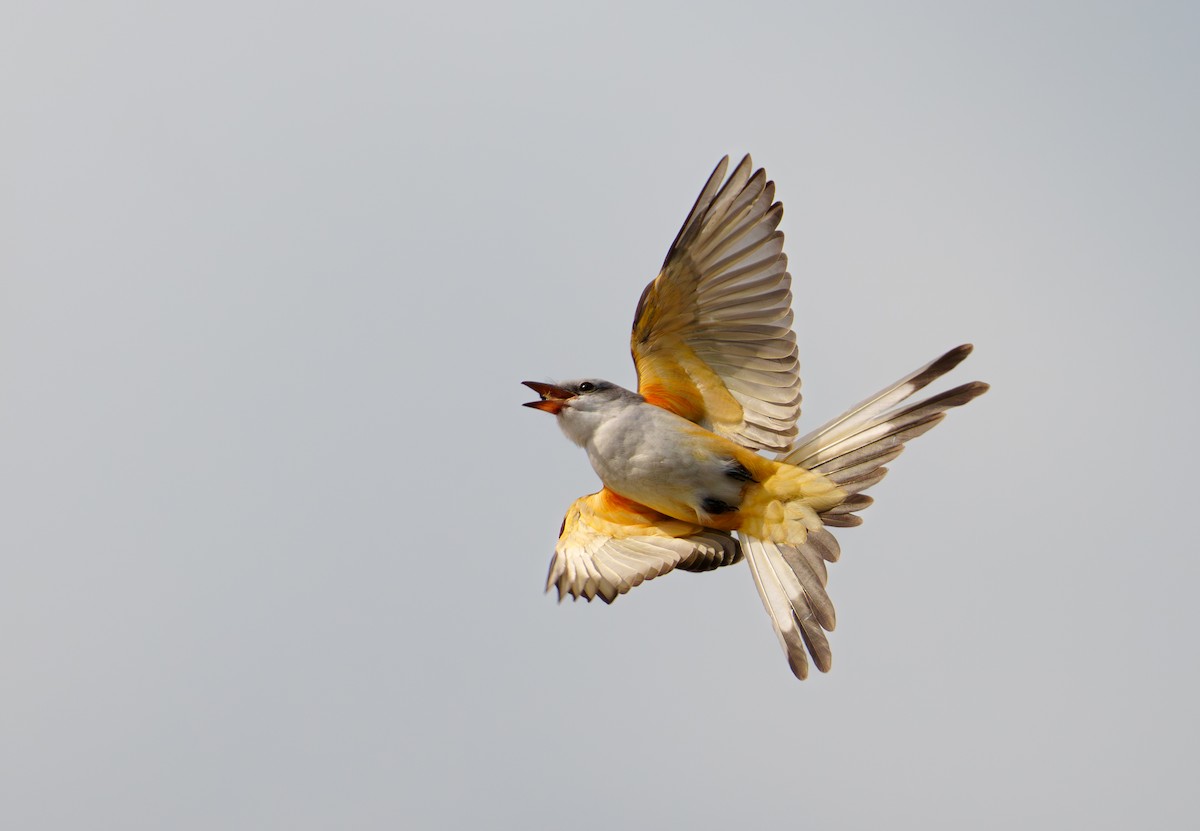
[547,488,742,604]
[632,155,801,452]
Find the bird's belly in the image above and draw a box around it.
[586,420,743,524]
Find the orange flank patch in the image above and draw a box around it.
[595,487,663,521]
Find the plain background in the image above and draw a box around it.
[3,2,1197,828]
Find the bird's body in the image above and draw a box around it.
[565,386,752,525]
[553,381,842,538]
[582,399,747,526]
[523,155,988,680]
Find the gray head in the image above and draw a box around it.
[521,378,643,445]
[521,378,640,413]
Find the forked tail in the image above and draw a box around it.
[739,344,989,679]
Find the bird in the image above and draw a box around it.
[522,155,988,680]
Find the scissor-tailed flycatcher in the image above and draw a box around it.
[523,155,988,680]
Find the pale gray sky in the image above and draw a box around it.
[2,2,1198,829]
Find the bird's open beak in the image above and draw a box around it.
[522,381,575,415]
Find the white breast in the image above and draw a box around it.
[583,402,743,519]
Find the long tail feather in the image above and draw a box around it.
[788,346,988,527]
[742,345,987,678]
[788,344,976,463]
[741,533,840,679]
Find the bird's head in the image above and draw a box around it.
[521,379,630,414]
[522,379,639,444]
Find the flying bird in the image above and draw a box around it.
[523,155,988,680]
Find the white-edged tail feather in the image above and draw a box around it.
[789,344,989,527]
[740,529,842,679]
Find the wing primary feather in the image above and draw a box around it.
[662,156,730,267]
[700,155,755,236]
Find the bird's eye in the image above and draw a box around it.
[577,382,596,393]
